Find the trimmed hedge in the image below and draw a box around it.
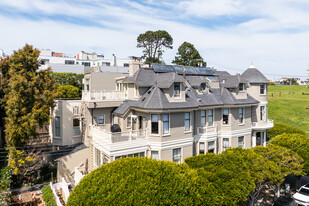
[42,185,57,206]
[67,157,215,206]
[267,123,305,140]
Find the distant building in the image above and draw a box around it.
[39,49,130,74]
[0,49,5,59]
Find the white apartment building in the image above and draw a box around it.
[50,59,273,186]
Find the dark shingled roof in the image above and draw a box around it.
[214,70,231,76]
[218,75,248,88]
[185,76,209,88]
[241,68,269,83]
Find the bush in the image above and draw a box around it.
[42,185,57,206]
[0,167,12,206]
[271,133,309,174]
[67,157,214,206]
[267,123,305,140]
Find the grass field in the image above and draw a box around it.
[268,85,309,132]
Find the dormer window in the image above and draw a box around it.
[239,83,244,92]
[174,82,180,97]
[201,83,207,91]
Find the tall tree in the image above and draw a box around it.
[0,44,59,173]
[172,41,206,67]
[137,30,173,65]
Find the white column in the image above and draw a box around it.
[263,131,267,147]
[252,132,256,147]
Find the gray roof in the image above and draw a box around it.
[241,68,269,83]
[218,75,248,88]
[214,70,231,76]
[185,76,209,88]
[114,85,259,115]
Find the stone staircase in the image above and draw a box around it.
[56,189,65,206]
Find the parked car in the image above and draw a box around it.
[293,183,309,206]
[272,196,297,206]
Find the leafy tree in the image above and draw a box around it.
[0,44,59,173]
[42,185,57,206]
[185,148,279,206]
[253,144,304,199]
[271,133,309,174]
[67,157,215,206]
[137,30,173,65]
[172,41,206,67]
[57,85,80,99]
[49,72,84,98]
[267,123,305,140]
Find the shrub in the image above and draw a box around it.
[67,157,214,206]
[42,185,57,206]
[0,167,12,206]
[271,133,309,174]
[267,123,305,140]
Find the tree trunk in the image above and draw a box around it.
[275,185,280,198]
[249,196,255,206]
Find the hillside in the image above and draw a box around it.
[268,85,309,133]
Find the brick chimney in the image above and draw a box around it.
[129,56,142,76]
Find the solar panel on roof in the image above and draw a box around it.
[152,64,175,73]
[184,66,197,74]
[194,67,214,75]
[174,65,185,74]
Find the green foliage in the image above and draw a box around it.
[57,85,80,99]
[271,133,309,174]
[0,44,59,172]
[0,167,12,206]
[253,144,304,179]
[67,157,215,206]
[49,72,84,98]
[137,30,173,65]
[268,85,309,132]
[267,123,305,140]
[172,41,206,67]
[42,185,57,206]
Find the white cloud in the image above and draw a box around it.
[0,0,309,79]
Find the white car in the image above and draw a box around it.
[293,183,309,206]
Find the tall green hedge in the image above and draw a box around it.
[42,185,57,206]
[0,167,12,206]
[67,157,215,206]
[267,123,305,139]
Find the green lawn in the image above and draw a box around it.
[268,85,309,132]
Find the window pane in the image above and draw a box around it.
[163,122,169,134]
[201,110,206,125]
[98,115,104,124]
[173,148,181,163]
[162,114,169,121]
[151,114,158,122]
[174,83,180,96]
[127,117,131,127]
[55,117,60,127]
[223,109,229,115]
[185,120,190,131]
[238,136,244,148]
[208,141,215,153]
[199,142,205,154]
[239,108,244,124]
[208,110,213,126]
[152,122,158,134]
[185,112,190,120]
[151,151,159,160]
[223,138,229,151]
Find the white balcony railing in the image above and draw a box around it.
[197,125,217,135]
[252,119,274,129]
[74,166,88,186]
[91,126,148,143]
[82,90,125,101]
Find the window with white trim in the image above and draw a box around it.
[174,82,180,97]
[223,108,229,125]
[238,136,244,148]
[115,152,145,160]
[55,116,60,137]
[98,115,105,125]
[199,142,205,154]
[239,83,244,92]
[73,119,80,136]
[127,116,132,128]
[208,109,213,126]
[151,151,159,160]
[162,114,169,134]
[208,141,215,153]
[151,114,159,134]
[201,110,206,126]
[184,112,190,131]
[239,108,244,124]
[173,148,181,163]
[223,138,229,151]
[260,84,266,94]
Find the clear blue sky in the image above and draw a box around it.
[0,0,309,80]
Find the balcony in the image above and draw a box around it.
[74,166,89,186]
[82,90,125,101]
[252,119,274,130]
[197,126,217,135]
[91,126,149,156]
